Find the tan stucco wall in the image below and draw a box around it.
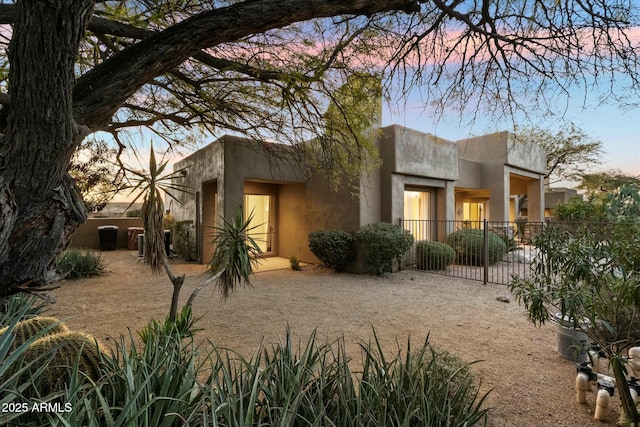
[172,136,362,265]
[457,131,546,175]
[70,218,143,250]
[456,131,547,221]
[378,125,457,223]
[382,125,458,180]
[277,176,360,264]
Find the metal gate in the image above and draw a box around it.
[399,218,544,285]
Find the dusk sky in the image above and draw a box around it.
[382,86,640,183]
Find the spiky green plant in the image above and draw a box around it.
[202,328,490,426]
[8,321,489,427]
[121,144,191,321]
[0,316,68,351]
[122,144,189,274]
[207,206,262,298]
[0,293,47,327]
[0,305,73,426]
[55,248,105,279]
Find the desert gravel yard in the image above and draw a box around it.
[49,250,621,427]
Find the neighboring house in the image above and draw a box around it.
[544,187,580,219]
[518,187,580,220]
[170,125,547,267]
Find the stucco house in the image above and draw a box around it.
[170,125,546,266]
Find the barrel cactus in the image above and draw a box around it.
[0,316,68,350]
[17,331,107,395]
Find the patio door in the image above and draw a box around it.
[404,189,434,241]
[244,194,273,253]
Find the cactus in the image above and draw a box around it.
[0,316,68,350]
[18,331,107,395]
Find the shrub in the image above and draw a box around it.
[415,240,455,270]
[447,228,507,266]
[308,230,355,271]
[55,248,105,278]
[125,208,141,218]
[356,222,414,274]
[173,220,197,261]
[5,322,489,427]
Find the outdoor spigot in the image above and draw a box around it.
[594,378,615,421]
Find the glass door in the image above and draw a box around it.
[244,194,272,253]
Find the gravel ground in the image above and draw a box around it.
[48,250,621,427]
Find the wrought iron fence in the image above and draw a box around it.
[399,218,545,285]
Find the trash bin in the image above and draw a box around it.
[164,230,171,256]
[98,225,119,251]
[127,227,144,250]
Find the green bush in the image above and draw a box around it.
[308,230,355,271]
[447,228,507,266]
[289,256,301,271]
[415,240,456,270]
[55,248,105,279]
[356,222,414,274]
[173,220,197,261]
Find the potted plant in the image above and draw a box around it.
[510,186,640,426]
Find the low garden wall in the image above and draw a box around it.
[70,218,143,250]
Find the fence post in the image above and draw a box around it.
[483,218,488,285]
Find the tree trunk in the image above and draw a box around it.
[0,0,94,296]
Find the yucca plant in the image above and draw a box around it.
[185,206,262,307]
[122,145,262,322]
[55,248,105,279]
[120,144,191,321]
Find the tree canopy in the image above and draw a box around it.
[514,124,604,185]
[578,170,640,195]
[0,0,638,295]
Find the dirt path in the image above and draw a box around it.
[48,250,620,427]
